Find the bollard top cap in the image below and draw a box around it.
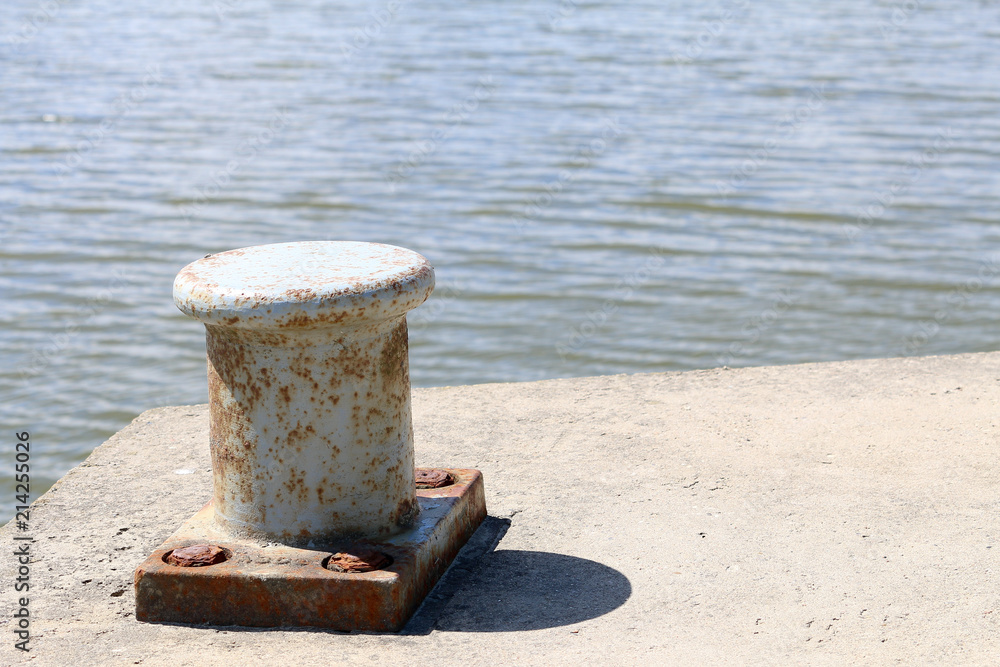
[173,241,434,329]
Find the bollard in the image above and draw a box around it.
[134,241,487,630]
[174,240,431,543]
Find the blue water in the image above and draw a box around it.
[2,0,1000,512]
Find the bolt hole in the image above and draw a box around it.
[163,544,231,567]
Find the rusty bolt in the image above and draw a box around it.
[173,242,434,544]
[325,550,393,573]
[415,469,454,489]
[165,545,228,567]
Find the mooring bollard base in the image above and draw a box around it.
[133,469,486,631]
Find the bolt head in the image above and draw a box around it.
[325,550,392,573]
[165,544,228,567]
[415,469,454,489]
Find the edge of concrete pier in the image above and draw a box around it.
[4,351,1000,665]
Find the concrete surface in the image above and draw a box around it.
[3,352,1000,665]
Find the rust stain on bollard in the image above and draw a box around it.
[134,241,487,631]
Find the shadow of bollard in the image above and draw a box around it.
[406,516,632,634]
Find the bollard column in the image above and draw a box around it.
[172,241,432,543]
[134,241,487,631]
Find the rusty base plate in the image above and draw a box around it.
[134,468,486,631]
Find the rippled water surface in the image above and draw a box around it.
[3,0,1000,509]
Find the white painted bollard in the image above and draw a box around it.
[172,241,434,543]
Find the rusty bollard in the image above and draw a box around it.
[134,241,487,630]
[174,240,432,542]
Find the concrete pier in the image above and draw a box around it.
[3,352,1000,664]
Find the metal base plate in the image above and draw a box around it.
[134,468,486,631]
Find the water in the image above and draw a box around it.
[3,0,1000,513]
